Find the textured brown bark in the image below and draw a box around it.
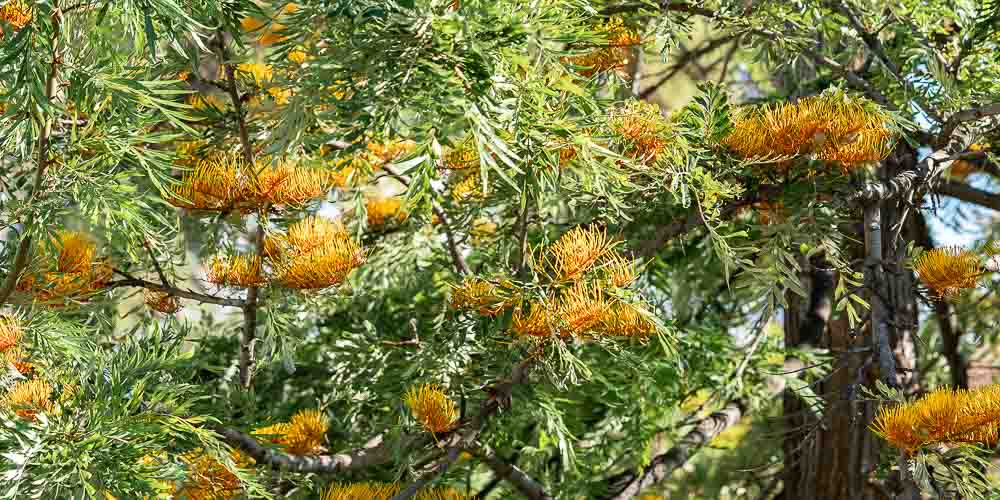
[783,148,921,499]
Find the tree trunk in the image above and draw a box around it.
[783,147,921,499]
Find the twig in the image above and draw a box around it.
[107,269,246,308]
[142,239,172,287]
[390,448,462,500]
[217,30,266,389]
[828,2,943,124]
[0,8,63,306]
[382,164,469,276]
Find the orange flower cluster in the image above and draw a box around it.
[0,1,31,31]
[563,17,643,78]
[513,226,655,338]
[913,246,985,299]
[871,384,1000,452]
[268,216,366,289]
[448,226,657,339]
[365,197,408,228]
[0,315,31,376]
[403,384,459,434]
[176,449,251,500]
[16,231,113,303]
[542,226,616,281]
[3,379,53,421]
[144,290,182,314]
[168,153,333,211]
[207,255,267,288]
[722,92,893,170]
[322,482,471,500]
[326,141,417,188]
[253,408,329,455]
[240,2,298,46]
[608,100,678,163]
[449,277,516,316]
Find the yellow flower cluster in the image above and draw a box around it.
[144,290,182,314]
[0,0,32,32]
[322,482,471,500]
[16,231,113,303]
[449,226,656,339]
[608,100,679,163]
[443,140,479,170]
[167,153,333,211]
[871,384,1000,452]
[722,92,893,170]
[366,197,408,228]
[450,277,515,316]
[207,255,267,288]
[563,17,643,78]
[0,316,50,421]
[253,408,329,455]
[403,384,459,434]
[327,141,417,188]
[267,216,366,289]
[176,449,251,500]
[451,173,485,203]
[913,246,985,299]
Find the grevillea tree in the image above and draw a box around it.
[1,0,1000,499]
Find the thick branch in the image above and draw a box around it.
[0,10,62,306]
[601,401,746,500]
[216,427,410,473]
[472,444,553,500]
[934,180,1000,211]
[382,164,469,276]
[936,103,1000,146]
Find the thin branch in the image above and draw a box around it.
[382,164,469,276]
[638,35,738,99]
[107,270,246,308]
[828,1,943,124]
[0,9,63,306]
[514,184,531,278]
[390,448,462,500]
[934,180,1000,211]
[143,239,171,287]
[600,400,746,500]
[471,444,553,500]
[216,30,265,389]
[802,49,894,111]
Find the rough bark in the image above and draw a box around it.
[783,147,921,499]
